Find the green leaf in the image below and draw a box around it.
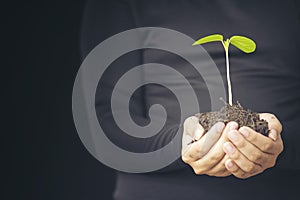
[192,34,224,46]
[229,36,256,53]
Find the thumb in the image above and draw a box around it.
[194,122,205,140]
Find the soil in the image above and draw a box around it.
[195,102,269,136]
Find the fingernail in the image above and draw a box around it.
[217,122,225,132]
[224,143,234,154]
[269,129,277,141]
[229,122,238,130]
[228,130,239,142]
[195,130,203,140]
[240,127,249,137]
[227,160,234,169]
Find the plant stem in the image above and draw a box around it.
[222,39,232,106]
[225,48,232,105]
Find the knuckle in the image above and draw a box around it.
[270,160,276,168]
[245,164,255,173]
[235,138,246,148]
[216,168,227,175]
[262,142,272,152]
[275,120,283,133]
[279,146,284,154]
[278,141,284,154]
[246,130,256,142]
[235,172,247,179]
[230,150,239,160]
[194,161,209,172]
[249,152,262,162]
[278,123,283,133]
[210,152,223,162]
[267,158,276,168]
[239,174,249,179]
[181,155,189,163]
[222,171,232,177]
[229,165,239,173]
[194,167,204,175]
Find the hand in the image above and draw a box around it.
[182,116,238,177]
[223,113,283,179]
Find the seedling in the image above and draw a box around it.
[192,34,256,105]
[190,34,268,137]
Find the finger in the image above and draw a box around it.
[183,116,205,139]
[225,159,249,179]
[182,116,205,149]
[227,130,269,165]
[268,129,284,154]
[198,121,238,163]
[200,121,238,160]
[199,122,225,154]
[194,122,235,171]
[204,121,238,150]
[185,122,225,162]
[268,129,278,141]
[205,154,229,175]
[207,169,231,177]
[194,122,205,140]
[223,142,262,174]
[260,113,282,133]
[215,170,231,177]
[239,126,277,154]
[225,159,261,179]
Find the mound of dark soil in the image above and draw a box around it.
[195,102,269,136]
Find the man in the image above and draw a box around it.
[81,0,300,199]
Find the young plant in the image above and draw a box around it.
[192,34,256,106]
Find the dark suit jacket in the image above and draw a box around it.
[81,0,300,199]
